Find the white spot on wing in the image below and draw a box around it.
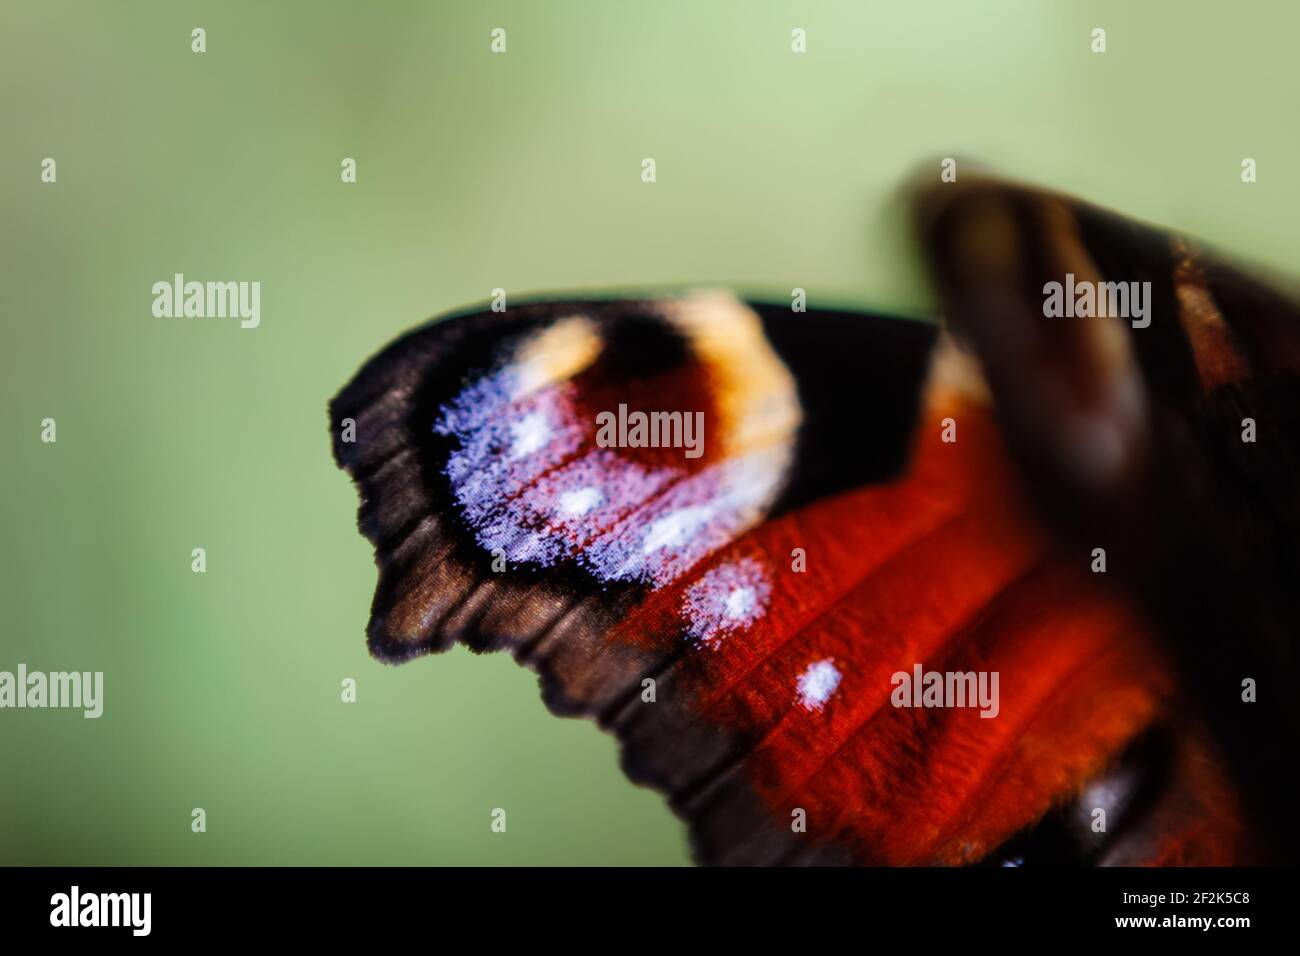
[681,558,771,649]
[558,486,602,517]
[509,411,551,459]
[641,505,713,554]
[724,586,755,619]
[797,659,841,711]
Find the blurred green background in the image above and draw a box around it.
[2,0,1297,865]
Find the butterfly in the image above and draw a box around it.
[328,177,1300,866]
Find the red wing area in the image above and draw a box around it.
[605,388,1249,864]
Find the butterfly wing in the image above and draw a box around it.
[330,205,1278,864]
[915,177,1300,863]
[330,292,939,863]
